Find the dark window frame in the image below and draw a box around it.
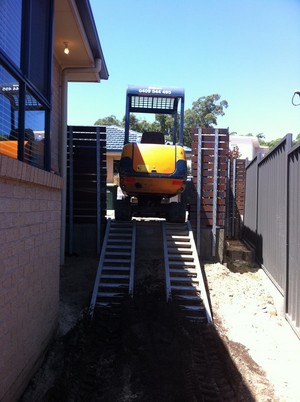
[0,0,54,171]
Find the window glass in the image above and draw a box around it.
[29,0,51,98]
[0,0,52,171]
[25,90,45,168]
[0,66,19,158]
[113,160,120,174]
[0,0,22,67]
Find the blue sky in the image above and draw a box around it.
[68,0,300,141]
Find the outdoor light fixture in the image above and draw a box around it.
[64,42,70,55]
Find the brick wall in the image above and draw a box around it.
[0,155,63,401]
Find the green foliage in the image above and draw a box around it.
[256,133,300,149]
[154,114,174,136]
[183,94,228,146]
[266,138,282,149]
[190,94,228,127]
[121,114,155,133]
[256,133,265,140]
[94,94,229,148]
[94,115,122,126]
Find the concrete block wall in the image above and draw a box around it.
[0,154,63,402]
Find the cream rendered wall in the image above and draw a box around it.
[107,152,120,184]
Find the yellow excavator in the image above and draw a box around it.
[116,85,187,222]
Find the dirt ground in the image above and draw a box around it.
[20,235,300,401]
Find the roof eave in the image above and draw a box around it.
[74,0,109,80]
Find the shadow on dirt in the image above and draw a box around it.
[21,252,256,402]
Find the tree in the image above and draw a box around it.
[266,138,282,150]
[183,94,228,146]
[122,114,154,133]
[190,94,228,127]
[183,108,197,147]
[94,115,122,126]
[94,94,229,147]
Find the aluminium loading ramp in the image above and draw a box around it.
[89,219,136,316]
[163,221,213,324]
[90,218,212,324]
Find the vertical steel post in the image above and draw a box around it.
[96,127,101,254]
[179,95,185,146]
[225,157,231,238]
[124,93,130,144]
[284,134,293,317]
[68,126,74,255]
[212,129,219,257]
[231,158,236,238]
[162,222,172,302]
[196,128,202,254]
[129,221,136,297]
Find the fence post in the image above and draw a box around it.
[96,126,101,254]
[212,129,219,257]
[196,128,202,254]
[68,126,74,255]
[225,157,231,238]
[231,158,236,238]
[285,133,293,316]
[254,153,262,260]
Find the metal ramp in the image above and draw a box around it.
[89,219,136,315]
[163,221,213,324]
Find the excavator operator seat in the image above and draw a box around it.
[141,131,165,144]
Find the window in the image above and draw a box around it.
[0,0,53,171]
[113,159,120,174]
[0,0,22,67]
[0,67,20,159]
[29,0,52,97]
[24,90,45,167]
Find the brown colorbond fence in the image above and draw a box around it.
[66,126,107,254]
[243,134,300,337]
[189,128,229,260]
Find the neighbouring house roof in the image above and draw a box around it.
[104,125,142,151]
[105,126,192,155]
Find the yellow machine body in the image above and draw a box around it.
[119,143,186,198]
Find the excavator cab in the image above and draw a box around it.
[116,85,187,222]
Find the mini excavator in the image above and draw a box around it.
[116,85,187,222]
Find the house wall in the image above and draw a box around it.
[107,152,120,184]
[107,154,114,183]
[0,61,64,402]
[229,136,268,161]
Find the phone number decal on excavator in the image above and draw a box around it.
[138,88,172,95]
